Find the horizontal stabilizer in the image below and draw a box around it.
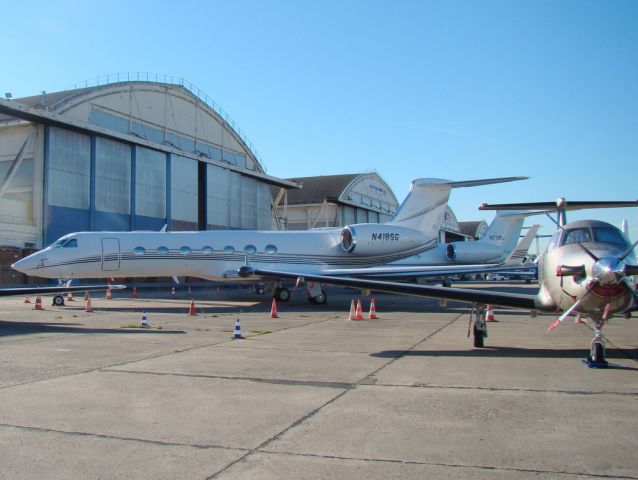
[447,176,528,188]
[479,200,638,211]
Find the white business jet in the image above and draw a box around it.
[12,177,525,303]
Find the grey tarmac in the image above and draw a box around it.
[0,282,637,479]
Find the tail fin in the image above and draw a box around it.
[504,224,540,265]
[475,211,526,260]
[389,176,527,241]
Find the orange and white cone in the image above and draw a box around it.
[171,287,176,297]
[85,293,93,313]
[24,296,31,304]
[486,305,495,322]
[348,300,357,320]
[132,287,138,299]
[355,299,363,320]
[67,291,74,302]
[105,287,112,300]
[140,311,149,328]
[270,298,279,318]
[34,295,43,310]
[188,299,197,316]
[368,298,378,319]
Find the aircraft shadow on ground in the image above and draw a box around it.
[0,320,185,336]
[371,346,638,364]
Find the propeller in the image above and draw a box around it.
[549,241,638,332]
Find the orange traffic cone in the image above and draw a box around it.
[85,293,93,313]
[355,299,363,320]
[486,305,495,322]
[132,287,138,299]
[348,300,357,320]
[270,298,279,318]
[188,299,197,316]
[105,287,112,300]
[67,291,74,302]
[24,296,31,304]
[368,298,378,319]
[34,295,43,310]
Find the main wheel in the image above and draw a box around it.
[275,287,290,302]
[473,325,485,348]
[52,294,65,307]
[255,286,265,295]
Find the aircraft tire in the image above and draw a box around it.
[275,288,290,302]
[52,294,65,307]
[591,342,605,363]
[256,286,265,295]
[473,325,485,348]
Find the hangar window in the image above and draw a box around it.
[179,246,191,255]
[133,246,146,255]
[202,246,213,254]
[224,246,235,254]
[244,245,257,255]
[265,244,277,254]
[157,246,169,255]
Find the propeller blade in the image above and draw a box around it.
[577,243,599,262]
[547,280,599,333]
[556,264,586,277]
[620,240,638,261]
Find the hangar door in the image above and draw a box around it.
[101,238,120,271]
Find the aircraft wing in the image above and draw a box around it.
[0,284,125,297]
[239,267,541,311]
[317,263,535,280]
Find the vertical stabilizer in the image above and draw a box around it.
[475,211,526,260]
[389,176,527,241]
[504,224,540,265]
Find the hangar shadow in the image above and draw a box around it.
[0,320,185,337]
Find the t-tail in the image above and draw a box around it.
[473,211,526,261]
[503,224,540,265]
[388,177,528,241]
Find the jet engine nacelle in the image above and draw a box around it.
[445,242,502,263]
[340,224,426,255]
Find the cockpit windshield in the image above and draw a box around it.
[593,227,628,246]
[52,236,78,248]
[560,228,592,246]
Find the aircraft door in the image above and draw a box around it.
[101,238,121,271]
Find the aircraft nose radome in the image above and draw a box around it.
[11,256,33,273]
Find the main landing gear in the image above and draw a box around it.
[274,287,291,302]
[52,294,65,307]
[469,304,487,348]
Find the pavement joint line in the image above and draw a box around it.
[360,312,466,382]
[369,382,638,397]
[206,388,354,479]
[99,368,353,389]
[206,313,467,479]
[0,422,249,452]
[254,449,638,479]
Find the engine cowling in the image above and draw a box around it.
[444,242,502,263]
[340,224,426,255]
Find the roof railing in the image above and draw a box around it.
[66,72,263,170]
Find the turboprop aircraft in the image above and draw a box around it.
[12,177,525,304]
[238,198,638,366]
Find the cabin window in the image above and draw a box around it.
[265,244,277,254]
[157,246,169,255]
[224,246,235,254]
[202,246,213,254]
[180,246,191,255]
[133,246,146,255]
[244,245,257,254]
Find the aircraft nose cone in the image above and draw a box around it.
[592,256,625,285]
[11,254,38,273]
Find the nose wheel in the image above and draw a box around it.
[584,307,610,368]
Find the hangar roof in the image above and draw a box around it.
[283,174,360,204]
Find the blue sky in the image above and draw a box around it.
[2,0,637,251]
